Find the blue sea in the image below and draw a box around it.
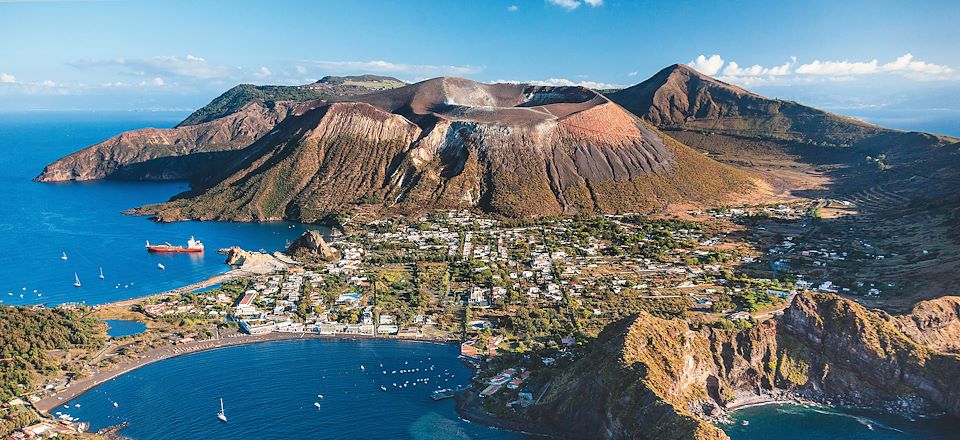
[4,112,958,439]
[724,403,959,440]
[61,339,525,440]
[0,112,324,307]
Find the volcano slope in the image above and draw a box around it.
[124,77,757,222]
[34,76,406,183]
[609,64,960,308]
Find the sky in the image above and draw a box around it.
[1,0,959,133]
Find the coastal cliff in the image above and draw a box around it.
[34,101,303,182]
[519,292,960,440]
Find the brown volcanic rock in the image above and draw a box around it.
[286,230,338,262]
[140,101,423,222]
[34,101,306,182]
[134,77,754,221]
[36,76,407,183]
[607,64,887,146]
[888,296,960,354]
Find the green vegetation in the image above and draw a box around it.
[178,84,329,126]
[0,306,105,401]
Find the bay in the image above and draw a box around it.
[0,112,323,306]
[60,338,525,440]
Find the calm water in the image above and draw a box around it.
[0,112,323,306]
[61,339,525,440]
[103,319,147,338]
[723,403,959,440]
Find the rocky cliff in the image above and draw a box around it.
[126,77,757,222]
[34,101,301,182]
[886,296,960,354]
[35,76,406,183]
[286,230,338,262]
[523,292,960,440]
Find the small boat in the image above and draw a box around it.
[217,398,227,422]
[73,273,81,288]
[313,402,321,409]
[741,420,750,426]
[99,267,105,279]
[430,388,455,401]
[113,402,119,408]
[380,385,387,392]
[157,263,165,270]
[61,252,68,261]
[317,394,323,399]
[146,236,204,253]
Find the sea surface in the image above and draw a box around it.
[723,403,959,440]
[103,319,147,338]
[61,339,526,440]
[0,112,324,307]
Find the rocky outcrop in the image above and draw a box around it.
[886,296,960,354]
[36,76,408,183]
[286,230,338,262]
[34,101,303,182]
[125,77,756,221]
[219,246,289,274]
[521,292,960,440]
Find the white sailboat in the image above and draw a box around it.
[217,398,227,422]
[61,252,68,261]
[73,273,81,288]
[99,267,105,279]
[157,263,165,270]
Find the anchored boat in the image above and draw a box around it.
[146,236,204,253]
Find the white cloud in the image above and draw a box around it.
[151,77,165,86]
[307,59,483,77]
[795,59,879,75]
[507,5,518,12]
[688,54,725,75]
[693,53,956,87]
[881,53,952,75]
[295,65,307,75]
[72,54,232,80]
[547,0,582,10]
[253,66,272,78]
[41,80,58,87]
[628,71,638,77]
[0,72,15,83]
[495,77,621,89]
[723,57,796,77]
[546,0,603,10]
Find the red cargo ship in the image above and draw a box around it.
[146,236,204,253]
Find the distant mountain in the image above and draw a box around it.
[125,77,755,222]
[35,76,405,183]
[607,64,886,146]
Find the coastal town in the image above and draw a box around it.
[3,197,915,438]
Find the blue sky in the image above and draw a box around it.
[2,0,959,124]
